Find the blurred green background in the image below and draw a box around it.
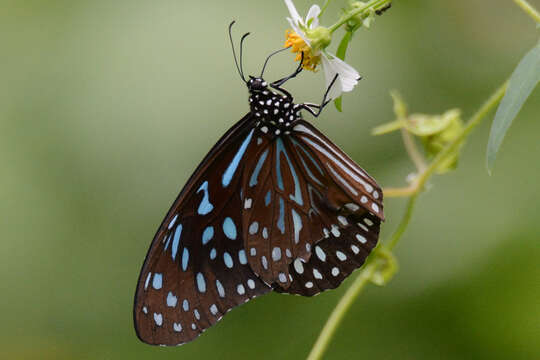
[1,0,539,359]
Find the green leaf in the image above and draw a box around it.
[487,41,540,173]
[371,119,405,135]
[334,96,343,112]
[336,31,352,60]
[333,31,353,112]
[405,109,461,136]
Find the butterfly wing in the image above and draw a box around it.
[241,119,383,295]
[133,114,271,346]
[279,120,383,296]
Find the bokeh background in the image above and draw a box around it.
[1,0,539,359]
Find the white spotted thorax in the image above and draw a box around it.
[247,77,301,136]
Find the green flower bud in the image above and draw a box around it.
[305,26,332,51]
[346,1,376,31]
[372,91,464,173]
[405,109,461,136]
[419,111,464,173]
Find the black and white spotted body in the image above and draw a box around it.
[248,77,302,136]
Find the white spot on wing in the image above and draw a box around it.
[153,313,163,326]
[356,234,367,244]
[336,251,347,261]
[272,247,282,261]
[166,291,177,307]
[237,284,246,295]
[294,259,304,274]
[315,246,326,262]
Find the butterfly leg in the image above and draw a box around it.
[269,52,305,99]
[297,74,339,117]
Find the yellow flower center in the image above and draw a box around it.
[284,30,320,72]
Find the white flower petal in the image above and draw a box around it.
[287,18,310,45]
[305,5,321,29]
[320,54,361,99]
[329,56,360,92]
[320,55,342,100]
[284,0,303,25]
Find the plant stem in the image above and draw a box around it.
[306,261,377,360]
[512,0,540,23]
[401,128,428,172]
[319,0,332,18]
[383,186,416,198]
[304,80,508,360]
[328,0,391,32]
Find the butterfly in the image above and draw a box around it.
[133,22,384,346]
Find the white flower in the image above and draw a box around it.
[284,0,360,100]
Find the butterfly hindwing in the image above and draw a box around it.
[241,131,317,288]
[240,120,383,293]
[293,120,384,219]
[134,114,271,346]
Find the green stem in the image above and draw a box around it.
[306,262,377,360]
[387,193,418,250]
[512,0,540,23]
[401,128,428,173]
[328,0,391,33]
[305,81,508,360]
[319,0,332,18]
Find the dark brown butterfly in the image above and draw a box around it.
[133,22,384,346]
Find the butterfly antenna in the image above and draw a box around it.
[239,32,250,81]
[229,21,247,83]
[260,46,292,78]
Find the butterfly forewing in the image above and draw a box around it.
[134,114,271,346]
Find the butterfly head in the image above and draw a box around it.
[247,76,268,93]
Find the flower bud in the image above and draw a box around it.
[305,26,332,51]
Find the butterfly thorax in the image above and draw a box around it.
[247,78,301,136]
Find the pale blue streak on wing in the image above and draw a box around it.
[276,138,303,206]
[152,273,163,290]
[171,224,182,261]
[222,129,255,187]
[291,138,325,175]
[277,196,285,234]
[265,190,271,206]
[291,208,303,244]
[202,226,214,245]
[223,217,237,240]
[292,140,324,186]
[181,248,189,271]
[249,149,269,187]
[197,181,214,215]
[196,273,206,293]
[163,234,171,251]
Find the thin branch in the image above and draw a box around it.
[305,80,508,360]
[328,0,391,32]
[306,262,377,360]
[512,0,540,23]
[383,186,416,198]
[400,128,428,172]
